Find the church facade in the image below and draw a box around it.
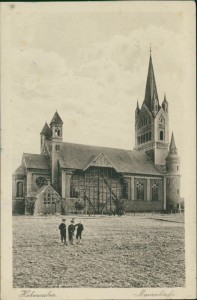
[12,53,181,215]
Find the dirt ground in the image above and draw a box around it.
[12,214,185,288]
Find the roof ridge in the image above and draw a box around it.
[62,141,131,152]
[23,152,47,156]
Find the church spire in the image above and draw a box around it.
[144,52,159,113]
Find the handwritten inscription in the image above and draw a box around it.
[19,290,56,297]
[134,289,175,298]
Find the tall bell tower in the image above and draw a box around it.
[50,111,63,191]
[135,52,169,165]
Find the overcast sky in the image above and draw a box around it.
[2,2,195,199]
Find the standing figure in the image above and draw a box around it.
[58,219,67,244]
[68,219,75,245]
[75,221,84,243]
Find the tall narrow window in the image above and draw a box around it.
[149,131,151,141]
[123,181,128,199]
[146,132,148,142]
[152,181,158,201]
[160,131,164,141]
[16,181,23,197]
[136,181,144,201]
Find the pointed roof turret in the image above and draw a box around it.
[169,132,178,155]
[144,53,159,112]
[40,122,50,134]
[162,93,168,112]
[40,122,51,139]
[135,100,140,112]
[50,111,63,125]
[170,132,177,150]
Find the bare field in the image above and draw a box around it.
[13,214,185,288]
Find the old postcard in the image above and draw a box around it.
[1,1,196,299]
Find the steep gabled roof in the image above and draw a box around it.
[23,153,50,170]
[50,111,63,125]
[83,152,116,171]
[58,142,162,175]
[27,184,61,198]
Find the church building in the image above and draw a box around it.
[12,53,181,215]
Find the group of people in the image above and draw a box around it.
[58,218,84,245]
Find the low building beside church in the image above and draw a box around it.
[12,53,181,215]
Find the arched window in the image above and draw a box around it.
[160,131,164,141]
[16,181,23,197]
[152,181,158,201]
[123,181,128,199]
[146,132,148,142]
[136,181,144,201]
[149,131,151,141]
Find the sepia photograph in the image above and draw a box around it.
[1,1,196,299]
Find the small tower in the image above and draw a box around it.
[50,111,63,190]
[166,133,181,212]
[40,122,51,155]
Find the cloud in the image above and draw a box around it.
[9,23,186,177]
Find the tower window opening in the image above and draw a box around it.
[55,128,61,136]
[55,144,60,152]
[160,131,164,141]
[177,189,179,195]
[177,166,179,171]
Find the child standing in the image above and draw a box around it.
[58,219,67,244]
[68,219,75,245]
[75,221,84,243]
